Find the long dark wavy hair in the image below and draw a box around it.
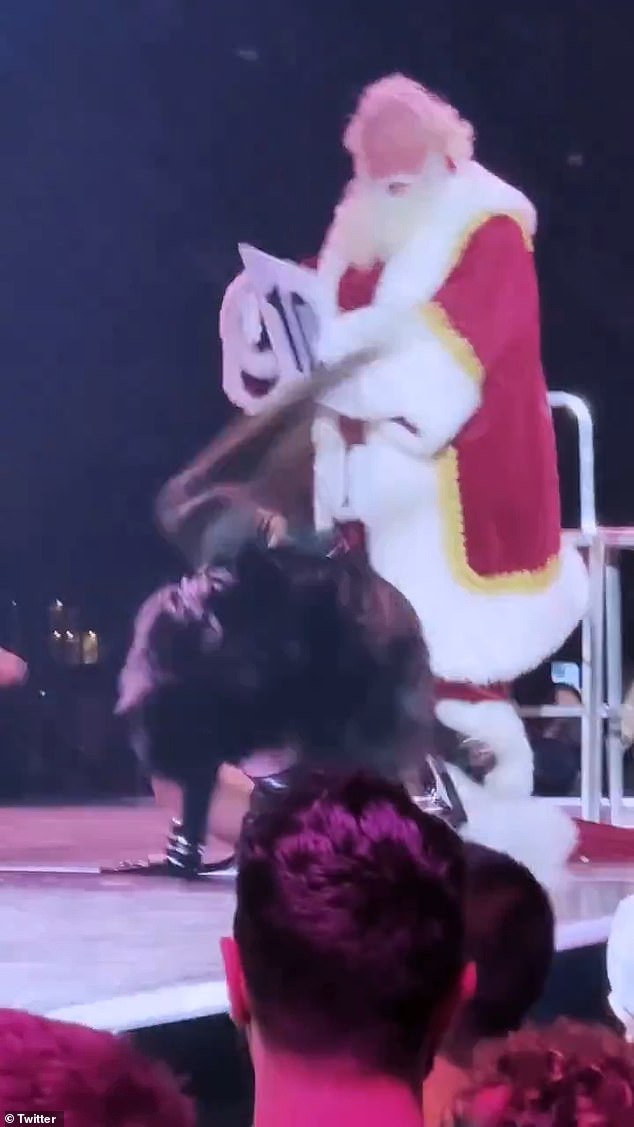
[117,537,433,786]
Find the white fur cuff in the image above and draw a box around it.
[317,306,401,366]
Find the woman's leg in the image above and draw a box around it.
[207,748,298,853]
[104,770,220,879]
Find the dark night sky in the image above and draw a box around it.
[0,0,632,643]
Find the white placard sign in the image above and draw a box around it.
[239,244,327,385]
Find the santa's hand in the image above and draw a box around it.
[317,314,353,367]
[318,306,398,368]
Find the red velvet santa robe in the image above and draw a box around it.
[336,216,561,589]
[312,206,587,687]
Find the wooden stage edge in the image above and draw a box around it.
[0,803,633,1034]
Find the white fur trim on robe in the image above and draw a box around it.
[319,328,481,459]
[318,161,537,316]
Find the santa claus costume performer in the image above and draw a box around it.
[220,75,588,798]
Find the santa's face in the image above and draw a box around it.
[335,77,463,268]
[331,155,447,269]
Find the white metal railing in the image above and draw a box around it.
[548,392,597,537]
[517,393,633,824]
[598,527,634,824]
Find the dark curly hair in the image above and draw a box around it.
[455,1020,634,1126]
[117,538,431,785]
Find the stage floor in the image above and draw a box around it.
[1,804,633,1033]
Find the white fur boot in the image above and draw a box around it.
[436,697,534,798]
[446,762,578,890]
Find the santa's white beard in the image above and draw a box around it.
[328,159,448,269]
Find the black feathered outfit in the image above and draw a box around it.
[120,538,429,770]
[116,533,447,875]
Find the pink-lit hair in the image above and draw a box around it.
[459,1020,634,1126]
[0,1009,195,1127]
[235,770,465,1083]
[343,74,474,179]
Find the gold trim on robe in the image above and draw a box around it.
[422,303,484,385]
[422,210,559,595]
[447,209,534,273]
[437,446,561,594]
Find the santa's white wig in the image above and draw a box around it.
[343,74,474,179]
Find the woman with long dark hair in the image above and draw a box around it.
[116,512,444,876]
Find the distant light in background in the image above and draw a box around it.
[235,46,259,62]
[47,600,97,665]
[82,630,100,665]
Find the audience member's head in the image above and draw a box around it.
[223,770,469,1092]
[456,843,555,1047]
[458,1019,634,1126]
[117,540,430,787]
[423,845,554,1127]
[0,1009,194,1126]
[607,894,634,1043]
